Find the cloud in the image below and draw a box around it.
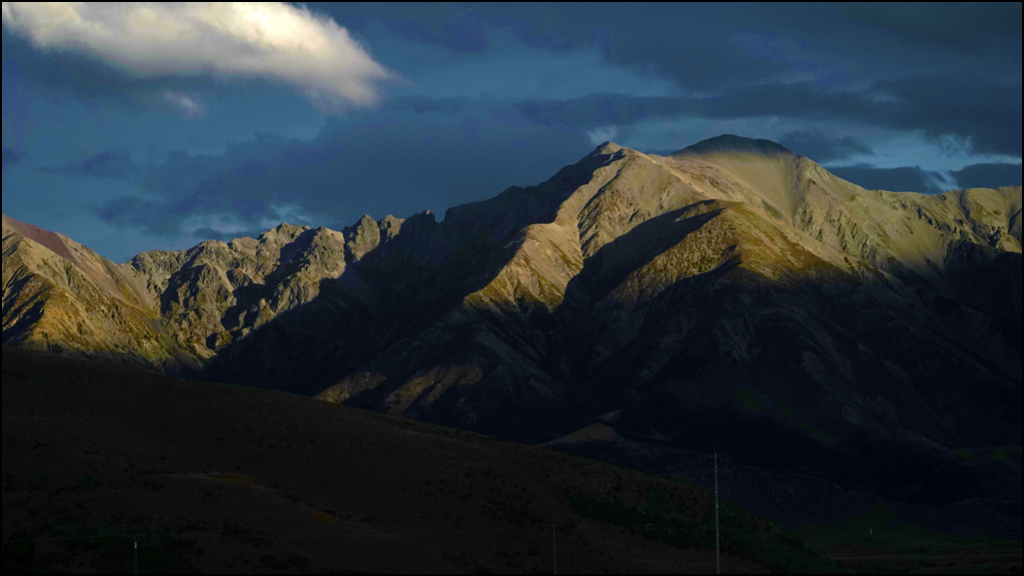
[517,94,686,129]
[585,126,619,146]
[868,76,1022,157]
[321,4,1017,93]
[180,204,312,240]
[94,98,592,238]
[40,149,139,180]
[827,164,946,195]
[595,8,791,91]
[777,131,873,162]
[1,2,388,107]
[160,90,205,117]
[516,74,1022,157]
[2,147,21,169]
[950,163,1022,190]
[837,3,1021,43]
[690,79,1022,157]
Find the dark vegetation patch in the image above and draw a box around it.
[796,502,1023,575]
[570,491,842,574]
[4,346,824,573]
[622,391,981,507]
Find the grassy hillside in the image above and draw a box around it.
[2,347,838,573]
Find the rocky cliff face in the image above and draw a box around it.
[2,215,185,369]
[4,136,1021,529]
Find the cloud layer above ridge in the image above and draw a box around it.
[1,3,1019,262]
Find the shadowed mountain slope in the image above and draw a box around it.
[3,135,1021,534]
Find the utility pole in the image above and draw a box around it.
[870,527,874,574]
[715,452,720,575]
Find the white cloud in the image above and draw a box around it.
[1,2,388,107]
[262,202,315,229]
[179,211,254,238]
[586,126,619,146]
[161,90,205,117]
[177,202,314,239]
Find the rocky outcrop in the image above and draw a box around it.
[2,214,186,370]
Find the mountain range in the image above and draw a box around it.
[3,135,1021,534]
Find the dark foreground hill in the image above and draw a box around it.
[3,346,843,574]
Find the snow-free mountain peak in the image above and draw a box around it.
[673,134,795,157]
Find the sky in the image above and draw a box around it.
[2,2,1021,262]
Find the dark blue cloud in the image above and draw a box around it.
[338,3,1020,95]
[721,77,1021,156]
[837,3,1021,43]
[328,4,491,55]
[700,78,1022,159]
[828,164,946,195]
[96,99,591,236]
[337,3,782,89]
[40,150,139,180]
[2,33,165,111]
[870,76,1022,156]
[516,76,1022,156]
[356,9,491,55]
[2,147,20,170]
[95,196,153,230]
[777,131,872,162]
[951,163,1022,190]
[190,227,251,242]
[586,5,790,91]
